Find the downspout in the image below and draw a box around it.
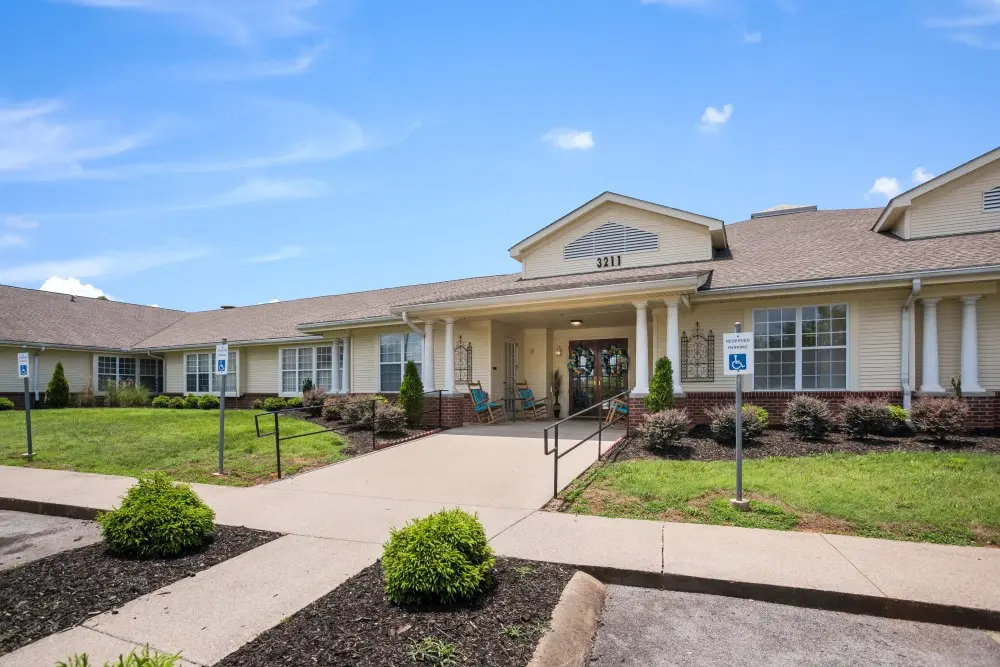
[33,348,43,406]
[900,278,921,410]
[400,312,423,336]
[400,312,428,388]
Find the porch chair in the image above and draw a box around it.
[468,381,506,423]
[515,381,548,420]
[604,397,629,425]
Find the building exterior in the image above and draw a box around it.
[4,146,1000,428]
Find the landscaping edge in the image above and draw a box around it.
[528,571,606,667]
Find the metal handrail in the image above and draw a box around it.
[543,389,631,498]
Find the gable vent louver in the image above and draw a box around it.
[985,187,1000,212]
[563,222,659,260]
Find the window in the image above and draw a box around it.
[184,351,238,394]
[753,304,847,391]
[279,346,333,394]
[139,358,163,393]
[563,222,659,260]
[985,186,1000,212]
[97,355,156,391]
[379,333,422,392]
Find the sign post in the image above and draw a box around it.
[723,324,753,511]
[17,352,32,459]
[215,339,228,476]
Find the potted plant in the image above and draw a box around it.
[551,368,563,419]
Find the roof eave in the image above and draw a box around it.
[136,335,327,352]
[296,315,402,332]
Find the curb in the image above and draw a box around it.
[528,571,606,667]
[0,497,102,521]
[566,564,1000,632]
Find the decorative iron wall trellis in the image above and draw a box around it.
[680,322,715,382]
[454,336,473,385]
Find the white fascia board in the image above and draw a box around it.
[0,340,131,353]
[136,335,326,352]
[508,192,724,259]
[872,145,1000,233]
[296,315,401,332]
[390,274,704,314]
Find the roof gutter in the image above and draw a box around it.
[400,312,423,337]
[136,335,326,353]
[296,315,400,333]
[0,340,130,353]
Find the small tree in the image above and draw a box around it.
[645,357,674,412]
[47,362,71,408]
[398,360,424,427]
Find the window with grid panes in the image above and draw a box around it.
[379,333,422,392]
[752,308,796,389]
[279,346,333,394]
[184,351,237,393]
[752,304,847,390]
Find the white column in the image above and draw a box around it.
[960,296,984,393]
[330,339,341,394]
[444,318,455,393]
[340,337,351,394]
[665,300,683,395]
[920,298,944,393]
[633,301,650,395]
[423,321,436,392]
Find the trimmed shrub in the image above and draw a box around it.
[341,394,389,428]
[398,360,425,427]
[58,645,183,667]
[707,404,769,444]
[645,357,675,412]
[376,403,408,434]
[285,396,303,408]
[841,399,893,439]
[168,396,185,409]
[75,386,96,408]
[640,408,689,449]
[118,382,150,408]
[322,395,345,421]
[910,397,970,441]
[151,395,172,409]
[784,395,833,441]
[302,387,327,417]
[97,472,215,559]
[47,362,71,408]
[888,404,909,425]
[198,394,220,410]
[301,377,314,394]
[263,397,286,412]
[183,394,200,409]
[251,398,264,410]
[382,508,496,605]
[104,379,121,407]
[0,397,15,411]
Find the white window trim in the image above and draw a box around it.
[94,355,152,394]
[378,332,423,394]
[751,304,850,391]
[277,345,334,397]
[184,350,239,397]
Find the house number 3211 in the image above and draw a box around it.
[597,255,622,268]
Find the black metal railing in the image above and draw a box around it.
[542,389,631,499]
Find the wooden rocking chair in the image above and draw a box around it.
[469,381,506,423]
[604,397,629,425]
[515,381,548,420]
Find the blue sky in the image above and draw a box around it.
[1,0,998,311]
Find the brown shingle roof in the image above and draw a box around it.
[0,286,187,348]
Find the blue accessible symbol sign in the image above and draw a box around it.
[728,353,747,372]
[217,359,227,373]
[722,333,754,376]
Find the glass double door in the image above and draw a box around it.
[568,338,629,416]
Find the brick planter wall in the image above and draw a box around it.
[957,395,998,430]
[422,394,475,428]
[628,397,648,431]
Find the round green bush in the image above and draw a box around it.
[263,396,286,411]
[251,398,264,410]
[783,395,833,441]
[0,397,15,411]
[382,508,495,606]
[151,395,172,409]
[97,472,215,559]
[168,396,186,409]
[198,394,220,410]
[707,403,769,444]
[285,396,303,408]
[183,394,200,409]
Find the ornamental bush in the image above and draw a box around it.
[640,408,689,449]
[251,398,264,410]
[46,362,71,408]
[263,397,286,412]
[910,397,970,441]
[841,399,893,439]
[888,404,909,425]
[645,357,674,412]
[376,403,408,434]
[707,404,769,444]
[97,472,215,559]
[382,508,496,606]
[301,377,314,394]
[58,645,183,667]
[0,397,15,411]
[784,395,833,441]
[168,396,186,409]
[398,360,425,427]
[151,395,172,409]
[322,395,345,421]
[302,387,327,417]
[118,381,150,408]
[183,394,200,409]
[198,394,220,410]
[341,394,389,428]
[285,396,303,408]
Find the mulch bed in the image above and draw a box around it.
[0,524,279,656]
[216,558,574,667]
[300,414,435,457]
[607,426,1000,463]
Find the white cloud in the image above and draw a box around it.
[947,32,1000,48]
[268,298,280,303]
[213,179,328,207]
[56,0,320,46]
[0,246,208,282]
[926,1,1000,49]
[150,304,159,308]
[3,215,39,229]
[867,176,902,200]
[698,104,734,132]
[247,245,304,263]
[912,167,935,185]
[743,30,762,43]
[0,99,153,181]
[40,276,110,299]
[0,234,28,249]
[186,41,329,80]
[541,128,594,150]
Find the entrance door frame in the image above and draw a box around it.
[567,337,630,416]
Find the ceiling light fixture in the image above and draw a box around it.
[570,319,583,326]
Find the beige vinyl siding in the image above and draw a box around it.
[245,345,279,394]
[0,348,93,393]
[936,299,962,390]
[979,293,1000,390]
[522,328,552,401]
[908,160,1000,238]
[521,202,713,279]
[670,302,746,393]
[489,320,524,398]
[351,330,378,393]
[165,352,184,394]
[855,292,906,390]
[430,319,489,393]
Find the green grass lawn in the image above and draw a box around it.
[0,408,346,486]
[561,452,1000,546]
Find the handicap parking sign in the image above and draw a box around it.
[17,352,30,379]
[215,343,229,375]
[728,353,747,372]
[722,333,754,376]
